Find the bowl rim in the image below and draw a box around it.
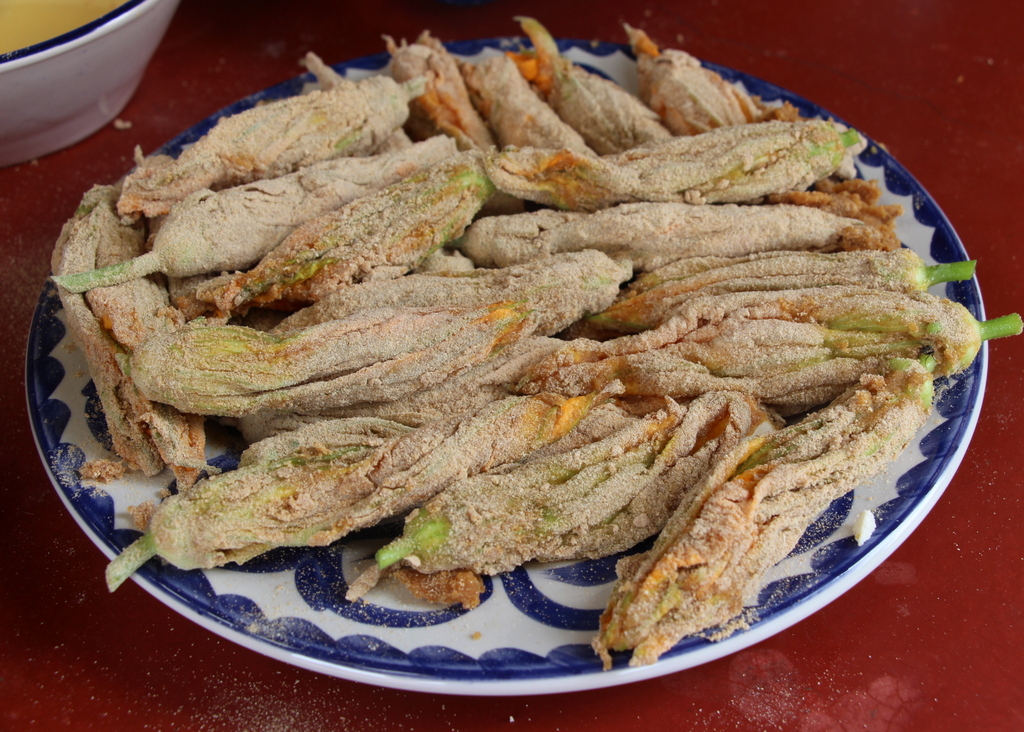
[0,0,160,68]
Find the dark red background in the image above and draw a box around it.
[2,1,1022,729]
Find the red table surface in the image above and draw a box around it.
[3,0,1022,729]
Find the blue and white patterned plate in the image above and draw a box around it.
[26,38,987,695]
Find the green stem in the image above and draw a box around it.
[516,16,560,59]
[105,534,158,592]
[839,129,862,148]
[402,77,426,100]
[375,514,450,569]
[977,313,1023,342]
[920,260,976,288]
[52,251,163,294]
[375,537,416,570]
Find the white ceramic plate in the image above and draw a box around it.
[26,37,987,696]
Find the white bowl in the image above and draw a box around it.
[0,0,181,168]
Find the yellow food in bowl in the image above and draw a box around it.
[0,0,125,55]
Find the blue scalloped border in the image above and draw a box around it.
[27,40,985,683]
